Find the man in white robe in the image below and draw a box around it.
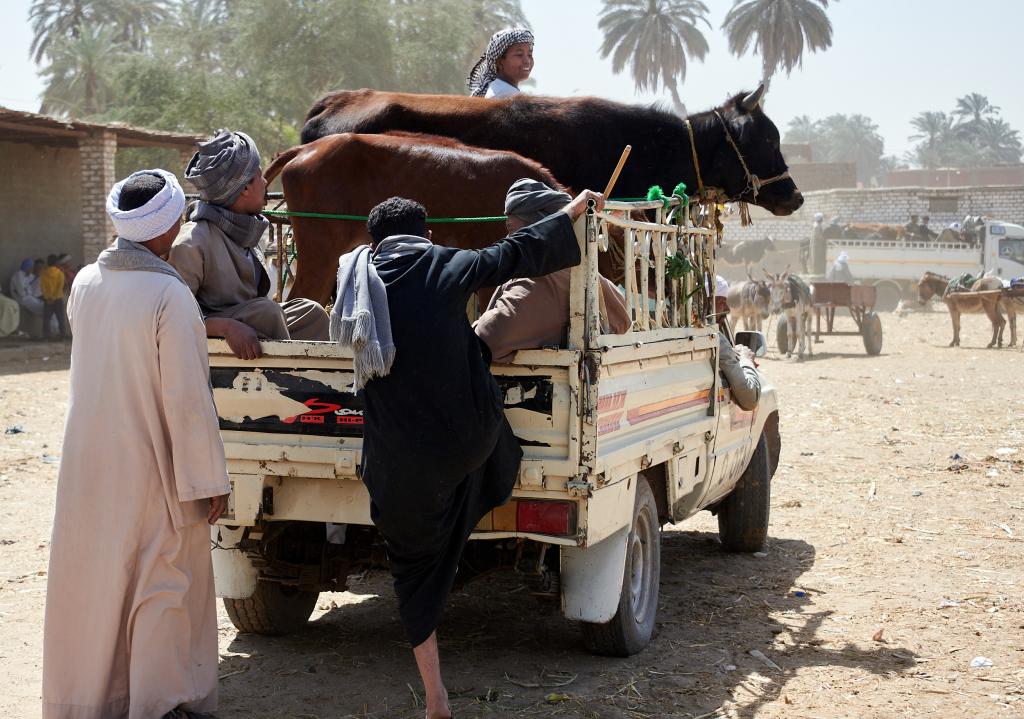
[43,169,231,719]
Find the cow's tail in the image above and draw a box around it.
[263,145,304,186]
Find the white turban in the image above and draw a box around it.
[106,169,186,243]
[836,251,849,264]
[715,275,730,297]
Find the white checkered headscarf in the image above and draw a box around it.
[467,27,534,97]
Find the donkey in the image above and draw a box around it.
[917,271,1015,348]
[766,268,813,359]
[726,273,771,331]
[719,236,777,273]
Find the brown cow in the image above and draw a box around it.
[300,86,803,216]
[840,223,904,241]
[265,132,597,305]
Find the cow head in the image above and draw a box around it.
[702,87,804,216]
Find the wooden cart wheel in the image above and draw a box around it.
[861,311,883,355]
[775,316,789,356]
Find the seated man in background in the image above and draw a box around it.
[475,178,631,361]
[714,276,761,412]
[826,251,854,283]
[10,259,43,326]
[169,130,329,360]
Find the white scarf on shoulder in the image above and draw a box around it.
[330,235,432,390]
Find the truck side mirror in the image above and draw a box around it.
[735,330,767,358]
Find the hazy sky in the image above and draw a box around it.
[2,0,1022,158]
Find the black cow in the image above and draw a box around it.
[301,86,804,216]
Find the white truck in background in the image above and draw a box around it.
[826,220,1024,308]
[208,199,781,656]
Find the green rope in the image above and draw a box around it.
[262,209,506,224]
[261,195,667,225]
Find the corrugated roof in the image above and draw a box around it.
[0,106,203,149]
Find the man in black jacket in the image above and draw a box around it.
[354,189,602,718]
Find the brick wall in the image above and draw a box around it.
[78,130,117,263]
[0,140,82,293]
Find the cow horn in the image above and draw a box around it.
[740,84,766,112]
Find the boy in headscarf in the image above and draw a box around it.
[43,169,230,719]
[474,178,631,361]
[467,27,534,98]
[169,129,330,359]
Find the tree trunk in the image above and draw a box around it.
[667,84,687,118]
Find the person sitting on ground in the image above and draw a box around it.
[40,254,69,340]
[0,284,18,338]
[826,251,855,283]
[10,258,43,321]
[467,27,534,98]
[713,275,761,412]
[334,190,603,719]
[169,129,330,360]
[474,178,631,361]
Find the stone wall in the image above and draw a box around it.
[720,185,1024,248]
[0,140,82,292]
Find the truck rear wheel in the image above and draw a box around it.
[581,476,661,657]
[223,581,319,636]
[717,434,771,552]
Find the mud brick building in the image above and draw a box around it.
[0,107,201,289]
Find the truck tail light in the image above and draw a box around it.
[516,500,576,536]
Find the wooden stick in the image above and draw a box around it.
[602,145,632,197]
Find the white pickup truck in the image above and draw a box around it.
[826,219,1024,308]
[209,199,781,656]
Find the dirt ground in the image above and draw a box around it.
[1,309,1022,719]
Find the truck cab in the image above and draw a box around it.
[209,198,781,656]
[984,221,1024,279]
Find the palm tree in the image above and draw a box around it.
[722,0,834,91]
[909,111,957,169]
[975,117,1022,165]
[825,114,884,183]
[160,0,228,70]
[784,114,818,144]
[39,23,125,117]
[99,0,168,52]
[598,0,711,116]
[28,0,93,63]
[953,93,999,125]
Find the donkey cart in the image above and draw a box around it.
[776,281,883,356]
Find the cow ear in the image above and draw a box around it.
[740,84,766,112]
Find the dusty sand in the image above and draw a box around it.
[1,310,1021,718]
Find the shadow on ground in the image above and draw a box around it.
[220,528,916,718]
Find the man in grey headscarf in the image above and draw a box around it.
[169,129,330,359]
[474,178,631,361]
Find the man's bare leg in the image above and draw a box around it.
[412,632,451,719]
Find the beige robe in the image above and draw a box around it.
[475,269,632,362]
[0,291,18,337]
[43,264,230,719]
[169,220,329,340]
